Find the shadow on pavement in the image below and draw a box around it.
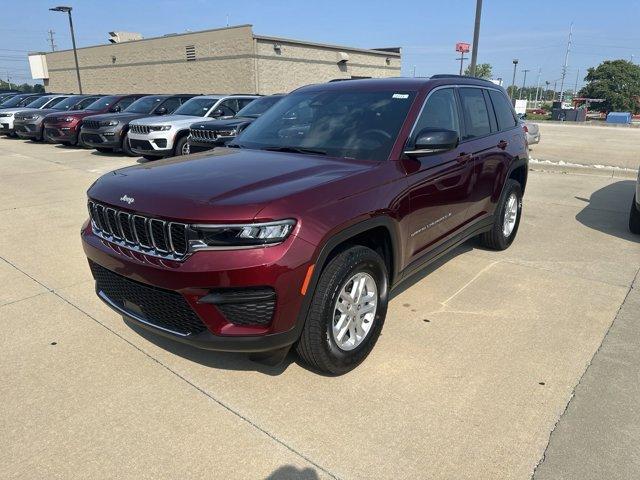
[265,465,320,480]
[124,319,296,376]
[575,180,638,243]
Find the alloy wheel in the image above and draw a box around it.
[503,192,519,237]
[332,272,378,351]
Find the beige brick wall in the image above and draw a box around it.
[45,25,256,94]
[254,38,401,94]
[43,25,401,95]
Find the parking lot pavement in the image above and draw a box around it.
[1,137,638,479]
[533,122,640,170]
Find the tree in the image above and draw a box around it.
[465,63,492,79]
[579,60,640,113]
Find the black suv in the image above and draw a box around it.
[188,94,284,153]
[80,95,197,155]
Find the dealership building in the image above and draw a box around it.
[28,25,401,95]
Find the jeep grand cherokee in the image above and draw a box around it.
[82,76,528,374]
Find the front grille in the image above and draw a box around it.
[81,133,103,144]
[190,128,217,142]
[90,262,207,336]
[83,120,100,130]
[130,124,151,134]
[44,127,59,138]
[88,200,189,259]
[129,139,153,150]
[213,288,276,327]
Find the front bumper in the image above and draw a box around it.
[80,126,124,149]
[128,130,175,157]
[43,122,78,143]
[0,116,15,134]
[14,119,42,139]
[81,223,316,352]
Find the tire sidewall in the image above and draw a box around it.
[174,136,189,156]
[318,248,389,372]
[497,180,523,248]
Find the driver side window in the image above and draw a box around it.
[412,88,460,140]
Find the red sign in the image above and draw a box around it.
[456,42,470,53]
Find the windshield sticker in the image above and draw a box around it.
[392,93,409,99]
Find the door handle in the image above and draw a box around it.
[456,152,471,163]
[497,140,508,150]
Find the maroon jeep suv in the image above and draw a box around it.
[82,76,528,374]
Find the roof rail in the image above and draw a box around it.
[430,74,495,84]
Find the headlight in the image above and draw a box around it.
[0,113,13,117]
[149,125,171,131]
[217,128,238,137]
[189,219,295,249]
[100,120,119,127]
[62,117,75,122]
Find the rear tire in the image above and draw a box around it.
[479,178,523,250]
[296,245,389,375]
[630,195,640,234]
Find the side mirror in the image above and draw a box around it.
[404,128,459,157]
[110,105,121,113]
[156,106,167,115]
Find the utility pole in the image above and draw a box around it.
[573,68,580,97]
[6,72,12,91]
[47,29,57,52]
[552,79,558,101]
[519,69,530,100]
[558,22,573,102]
[412,65,416,77]
[545,80,550,101]
[469,0,483,76]
[534,68,542,107]
[457,52,465,75]
[509,59,519,100]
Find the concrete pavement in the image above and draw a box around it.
[0,137,638,479]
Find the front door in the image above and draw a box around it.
[403,87,474,265]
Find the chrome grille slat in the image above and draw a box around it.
[88,201,189,260]
[131,124,151,134]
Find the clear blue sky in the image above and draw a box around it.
[2,0,639,91]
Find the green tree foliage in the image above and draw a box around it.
[579,60,640,113]
[465,63,492,79]
[0,80,45,93]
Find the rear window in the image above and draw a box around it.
[459,88,491,140]
[488,90,517,131]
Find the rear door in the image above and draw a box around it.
[404,87,474,264]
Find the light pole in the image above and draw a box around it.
[469,0,483,76]
[510,59,518,100]
[519,69,530,100]
[545,80,550,101]
[50,6,82,93]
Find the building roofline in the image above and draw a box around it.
[40,24,255,55]
[253,34,401,57]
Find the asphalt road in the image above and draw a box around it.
[1,137,638,479]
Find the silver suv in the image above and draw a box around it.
[127,95,259,159]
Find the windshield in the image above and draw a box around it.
[232,90,416,161]
[85,95,119,111]
[51,96,83,110]
[236,96,283,118]
[125,96,165,114]
[174,97,218,116]
[1,95,32,108]
[24,95,57,109]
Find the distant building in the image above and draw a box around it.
[28,25,401,95]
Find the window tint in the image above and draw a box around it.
[459,88,491,140]
[215,99,238,117]
[159,97,181,113]
[237,98,256,110]
[85,96,119,111]
[124,96,164,114]
[174,97,219,116]
[488,90,517,131]
[412,88,460,137]
[236,96,283,118]
[115,96,137,111]
[75,97,101,110]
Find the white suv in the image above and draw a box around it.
[127,95,259,159]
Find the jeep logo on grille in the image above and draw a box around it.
[120,195,135,205]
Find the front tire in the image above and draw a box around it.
[173,135,189,156]
[296,245,389,375]
[122,133,135,157]
[630,195,640,234]
[479,178,523,250]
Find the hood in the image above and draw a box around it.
[83,112,153,124]
[0,107,29,115]
[131,114,203,128]
[190,117,254,131]
[14,108,56,119]
[88,147,373,222]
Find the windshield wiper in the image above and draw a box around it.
[262,146,327,155]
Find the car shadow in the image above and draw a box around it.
[124,319,296,376]
[264,465,320,480]
[575,180,638,243]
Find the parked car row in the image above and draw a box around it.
[1,91,287,158]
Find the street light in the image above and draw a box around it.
[50,5,82,93]
[510,59,518,100]
[519,69,530,100]
[469,0,483,76]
